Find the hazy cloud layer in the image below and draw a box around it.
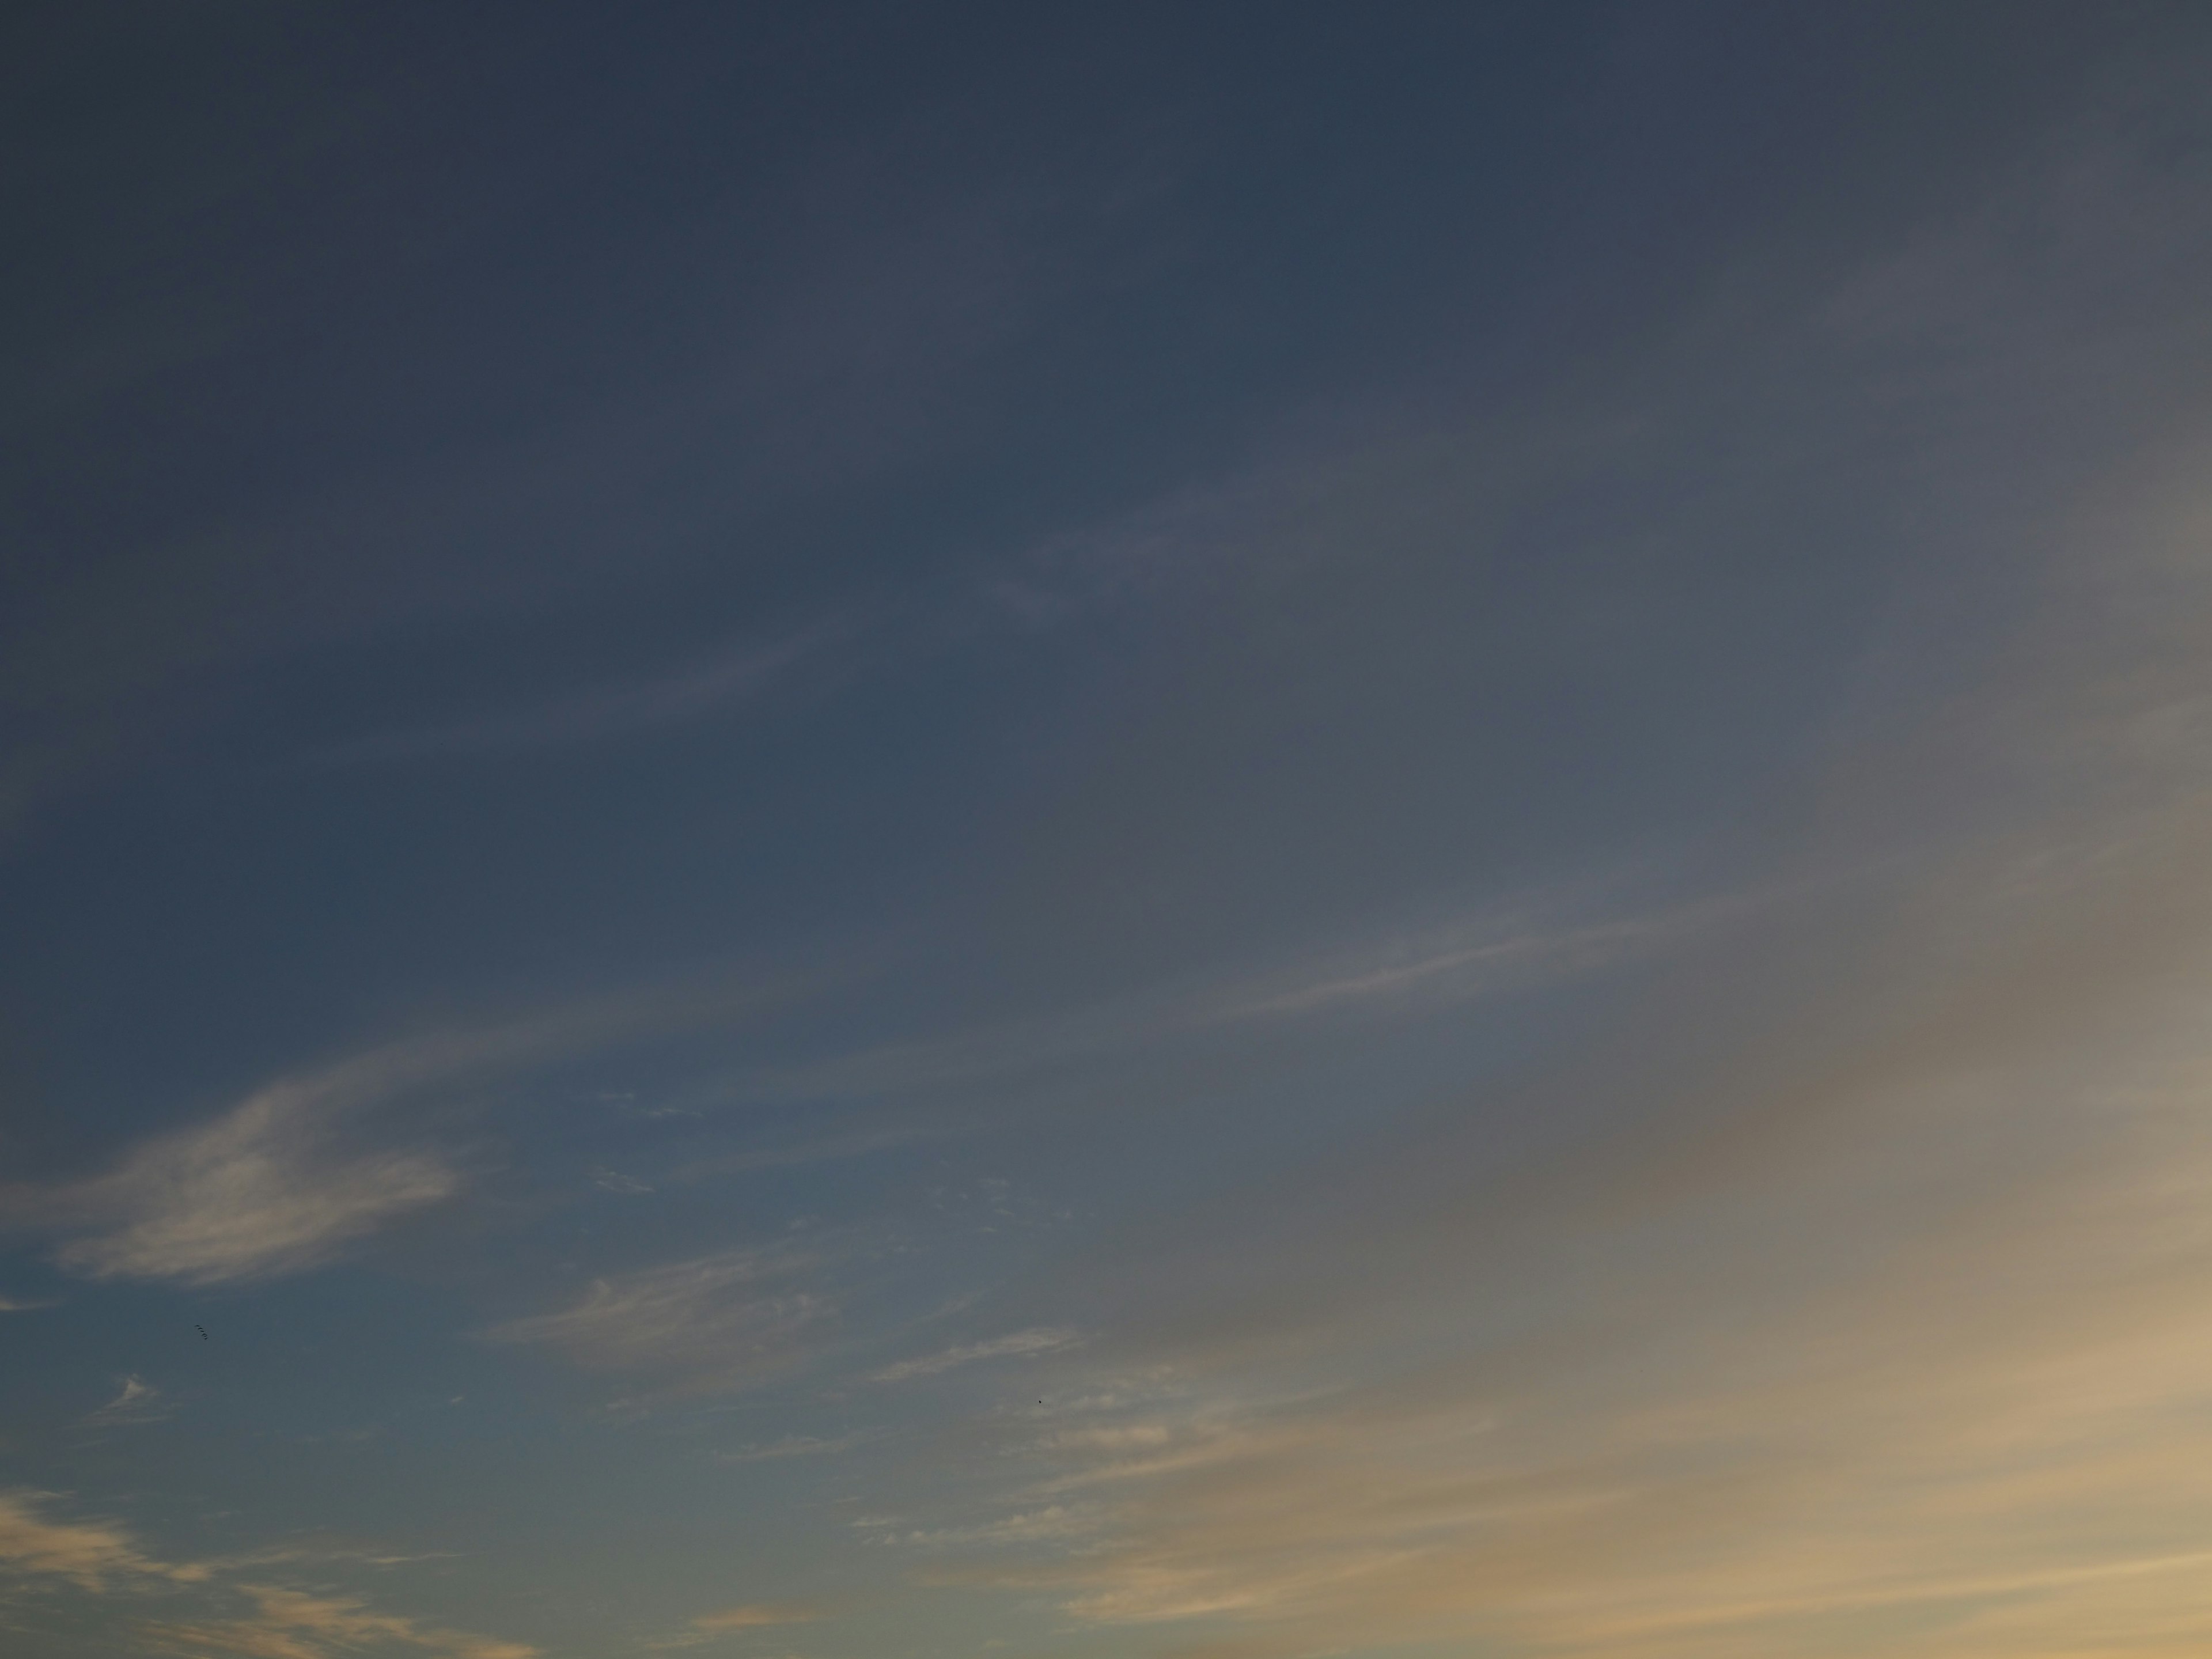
[9,10,2212,1659]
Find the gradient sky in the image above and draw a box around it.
[6,5,2212,1657]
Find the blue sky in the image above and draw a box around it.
[5,4,2212,1656]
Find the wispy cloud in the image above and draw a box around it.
[1182,900,1720,1026]
[24,1074,465,1289]
[714,1431,876,1464]
[142,1584,537,1659]
[690,1603,824,1631]
[905,497,2212,1659]
[887,115,2212,1643]
[0,1492,532,1657]
[486,1246,836,1397]
[702,888,1701,1113]
[928,1044,2212,1646]
[48,1096,461,1288]
[644,1601,827,1650]
[82,1375,171,1428]
[670,1123,968,1183]
[873,1327,1082,1384]
[0,1294,58,1312]
[974,448,1349,630]
[2,967,824,1286]
[865,1505,1099,1550]
[330,624,842,763]
[0,1490,209,1591]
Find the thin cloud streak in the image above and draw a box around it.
[690,1601,823,1631]
[701,888,1714,1112]
[642,1601,827,1651]
[669,1123,971,1184]
[873,1327,1084,1384]
[327,622,846,763]
[714,1431,877,1464]
[486,1245,838,1399]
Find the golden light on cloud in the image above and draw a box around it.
[9,9,2212,1659]
[690,1602,825,1632]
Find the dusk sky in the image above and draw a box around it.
[6,5,2212,1657]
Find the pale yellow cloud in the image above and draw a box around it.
[0,1494,531,1659]
[0,1489,207,1590]
[642,1601,828,1649]
[690,1602,824,1631]
[141,1585,537,1659]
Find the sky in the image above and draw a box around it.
[3,3,2212,1657]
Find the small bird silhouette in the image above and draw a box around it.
[195,1325,209,1340]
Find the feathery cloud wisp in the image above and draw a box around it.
[487,1247,837,1397]
[715,1431,876,1464]
[5,965,825,1286]
[142,1584,538,1659]
[82,1375,171,1428]
[0,1493,533,1658]
[873,1327,1083,1384]
[643,1601,827,1650]
[332,624,840,762]
[0,1489,208,1591]
[690,1602,824,1632]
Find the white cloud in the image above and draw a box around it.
[867,1505,1099,1550]
[872,1327,1082,1384]
[12,1017,548,1286]
[487,1247,836,1396]
[48,1082,461,1287]
[6,967,820,1286]
[83,1375,171,1427]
